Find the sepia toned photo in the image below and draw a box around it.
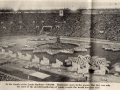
[0,1,120,89]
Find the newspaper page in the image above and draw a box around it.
[0,0,120,90]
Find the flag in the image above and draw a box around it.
[59,10,64,16]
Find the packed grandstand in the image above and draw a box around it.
[0,9,120,41]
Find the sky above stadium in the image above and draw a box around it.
[0,0,120,11]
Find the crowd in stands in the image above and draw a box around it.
[91,14,120,41]
[0,9,120,41]
[0,72,20,81]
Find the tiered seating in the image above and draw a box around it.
[0,9,120,41]
[0,73,20,81]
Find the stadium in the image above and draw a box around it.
[0,1,120,82]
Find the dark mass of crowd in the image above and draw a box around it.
[0,72,20,81]
[0,9,120,41]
